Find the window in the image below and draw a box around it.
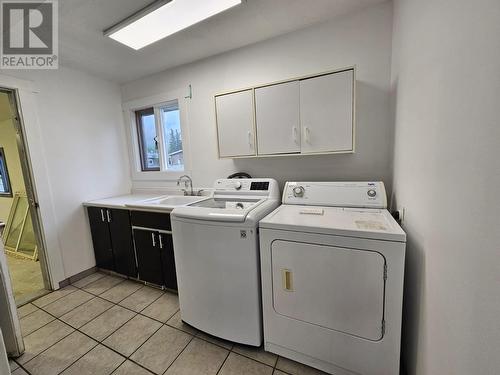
[0,147,12,197]
[134,99,184,173]
[135,107,159,171]
[161,103,183,171]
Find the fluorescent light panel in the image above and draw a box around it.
[107,0,242,50]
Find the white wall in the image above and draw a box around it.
[1,67,131,283]
[121,2,394,191]
[391,0,500,374]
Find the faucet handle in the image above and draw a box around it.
[196,189,204,196]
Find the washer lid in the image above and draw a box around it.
[260,205,406,242]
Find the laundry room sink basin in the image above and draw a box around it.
[125,195,208,211]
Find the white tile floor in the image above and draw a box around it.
[10,272,327,375]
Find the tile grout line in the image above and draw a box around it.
[30,286,79,310]
[18,274,291,375]
[22,304,164,375]
[228,348,277,370]
[215,349,232,375]
[159,334,196,375]
[12,359,34,375]
[54,339,100,375]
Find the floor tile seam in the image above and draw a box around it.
[80,277,127,297]
[32,287,79,309]
[19,326,77,368]
[160,334,196,375]
[215,349,232,375]
[228,347,278,369]
[53,339,100,375]
[194,332,234,351]
[54,314,162,375]
[60,298,117,330]
[12,359,34,375]
[16,305,42,320]
[137,305,180,325]
[126,321,165,360]
[134,288,167,314]
[39,292,101,320]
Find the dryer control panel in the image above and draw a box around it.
[283,181,387,208]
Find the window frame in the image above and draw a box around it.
[135,107,159,172]
[0,147,12,197]
[123,90,191,182]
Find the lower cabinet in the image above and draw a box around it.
[87,205,178,291]
[87,206,136,277]
[88,206,114,271]
[133,229,177,290]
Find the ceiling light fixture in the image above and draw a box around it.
[104,0,242,50]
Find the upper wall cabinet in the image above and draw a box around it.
[215,89,256,158]
[255,81,300,155]
[300,70,354,154]
[215,67,355,158]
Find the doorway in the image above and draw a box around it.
[0,89,50,305]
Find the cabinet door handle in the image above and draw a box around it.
[292,126,299,145]
[247,131,253,149]
[100,209,105,222]
[158,234,163,249]
[151,232,156,247]
[106,209,112,223]
[304,126,310,144]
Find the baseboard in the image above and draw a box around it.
[59,267,97,288]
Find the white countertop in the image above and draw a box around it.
[83,194,166,209]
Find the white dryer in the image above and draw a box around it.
[259,182,406,375]
[171,178,280,346]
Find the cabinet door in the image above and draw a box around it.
[215,90,256,157]
[255,81,300,155]
[87,207,114,271]
[133,229,163,286]
[300,70,354,154]
[159,233,177,290]
[108,209,137,278]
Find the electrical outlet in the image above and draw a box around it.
[397,208,406,225]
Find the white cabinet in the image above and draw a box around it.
[255,81,300,155]
[300,70,354,154]
[215,89,256,157]
[215,67,355,158]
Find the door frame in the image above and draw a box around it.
[1,87,52,294]
[0,74,65,292]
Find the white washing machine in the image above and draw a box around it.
[259,182,406,375]
[171,178,280,346]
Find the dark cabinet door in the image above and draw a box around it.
[134,229,163,286]
[87,206,114,271]
[108,209,137,278]
[159,233,177,290]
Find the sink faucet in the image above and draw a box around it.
[177,175,194,196]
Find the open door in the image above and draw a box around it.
[0,240,24,357]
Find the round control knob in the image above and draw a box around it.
[234,181,242,190]
[293,186,305,197]
[367,189,377,197]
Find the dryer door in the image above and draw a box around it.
[271,240,386,341]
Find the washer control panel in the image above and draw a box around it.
[213,179,280,199]
[283,181,387,208]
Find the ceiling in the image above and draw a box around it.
[59,0,385,83]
